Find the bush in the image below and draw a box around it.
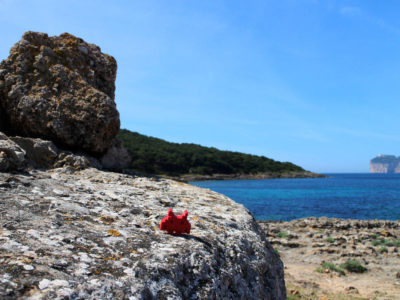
[371,239,382,246]
[379,246,388,253]
[372,238,396,247]
[276,232,289,238]
[370,233,380,239]
[316,262,345,276]
[340,260,367,273]
[326,237,335,243]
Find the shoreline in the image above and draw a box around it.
[166,171,326,183]
[258,216,400,223]
[258,217,400,299]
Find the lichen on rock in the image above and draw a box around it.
[0,167,286,299]
[0,31,120,155]
[0,31,286,299]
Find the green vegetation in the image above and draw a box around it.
[287,294,302,300]
[276,232,289,238]
[117,129,306,176]
[316,262,345,276]
[326,237,335,243]
[370,233,379,239]
[371,238,400,247]
[378,246,388,253]
[273,247,280,257]
[340,260,367,273]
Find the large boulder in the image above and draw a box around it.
[10,135,98,170]
[0,132,26,171]
[0,31,120,155]
[0,167,286,299]
[0,130,102,171]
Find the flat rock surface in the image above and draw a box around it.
[259,218,400,299]
[0,168,285,299]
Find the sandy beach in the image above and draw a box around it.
[258,218,400,299]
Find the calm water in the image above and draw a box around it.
[190,174,400,221]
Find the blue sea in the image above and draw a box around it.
[190,173,400,221]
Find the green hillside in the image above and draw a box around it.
[117,129,306,177]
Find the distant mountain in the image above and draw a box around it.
[117,129,321,180]
[370,155,400,173]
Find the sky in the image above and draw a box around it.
[1,0,399,173]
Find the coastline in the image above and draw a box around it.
[166,171,326,183]
[258,217,400,299]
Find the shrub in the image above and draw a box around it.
[276,232,289,238]
[273,247,280,257]
[340,260,367,273]
[316,262,345,276]
[379,246,388,253]
[371,239,382,246]
[370,233,380,239]
[326,237,335,243]
[372,238,395,247]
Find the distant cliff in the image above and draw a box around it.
[370,155,400,173]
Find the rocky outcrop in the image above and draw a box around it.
[258,217,400,298]
[0,167,286,299]
[100,138,131,171]
[0,131,101,172]
[0,31,120,155]
[0,31,286,299]
[0,132,26,171]
[370,155,400,173]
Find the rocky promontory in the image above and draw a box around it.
[370,155,400,173]
[0,32,286,299]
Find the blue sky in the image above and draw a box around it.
[1,0,399,173]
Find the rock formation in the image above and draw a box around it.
[370,155,400,173]
[259,217,400,298]
[0,31,120,155]
[0,132,26,171]
[100,138,131,171]
[0,131,99,172]
[0,166,286,299]
[0,31,286,299]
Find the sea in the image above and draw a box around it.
[190,173,400,221]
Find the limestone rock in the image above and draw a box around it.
[0,132,26,171]
[0,167,286,299]
[0,132,99,171]
[370,154,400,173]
[0,31,120,155]
[11,136,58,169]
[100,138,131,171]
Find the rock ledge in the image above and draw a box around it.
[0,167,285,299]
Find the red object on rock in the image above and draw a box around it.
[160,208,191,235]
